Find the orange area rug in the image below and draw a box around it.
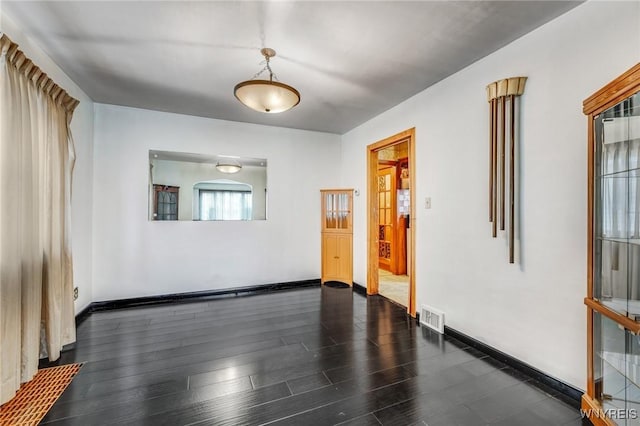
[0,363,82,426]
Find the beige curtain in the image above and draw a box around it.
[0,33,78,405]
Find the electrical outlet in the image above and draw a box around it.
[73,287,78,301]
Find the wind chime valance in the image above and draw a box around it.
[0,33,79,114]
[486,76,527,263]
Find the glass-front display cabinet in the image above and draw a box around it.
[585,63,640,426]
[320,189,353,286]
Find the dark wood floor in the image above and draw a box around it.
[42,286,586,425]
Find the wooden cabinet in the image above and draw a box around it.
[153,185,179,220]
[321,189,353,285]
[584,63,640,426]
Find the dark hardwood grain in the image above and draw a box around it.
[42,286,583,425]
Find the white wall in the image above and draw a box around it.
[341,1,640,390]
[1,11,95,313]
[93,104,341,301]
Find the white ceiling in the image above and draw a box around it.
[3,1,582,134]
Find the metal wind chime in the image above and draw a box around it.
[486,76,527,263]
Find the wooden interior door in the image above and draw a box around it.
[378,166,397,273]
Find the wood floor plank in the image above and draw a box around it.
[73,320,323,362]
[61,343,306,403]
[43,381,291,425]
[286,372,331,394]
[335,413,383,426]
[132,382,293,426]
[67,343,306,396]
[76,307,323,343]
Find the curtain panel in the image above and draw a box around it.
[0,33,79,405]
[199,190,253,220]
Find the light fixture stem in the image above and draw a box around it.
[265,55,274,82]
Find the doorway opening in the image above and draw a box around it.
[367,128,416,316]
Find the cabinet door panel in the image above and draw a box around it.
[336,234,353,282]
[323,234,340,279]
[322,233,352,284]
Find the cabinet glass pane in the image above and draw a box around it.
[594,92,640,322]
[598,240,628,312]
[598,100,630,177]
[598,172,629,240]
[628,243,640,321]
[339,194,347,211]
[595,312,629,424]
[630,169,640,240]
[627,330,640,424]
[594,312,640,425]
[325,194,334,228]
[630,91,640,164]
[325,194,332,213]
[337,212,346,229]
[629,169,640,320]
[337,194,349,229]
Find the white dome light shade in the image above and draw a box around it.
[234,48,300,114]
[234,80,301,113]
[216,163,242,173]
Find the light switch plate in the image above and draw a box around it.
[425,197,432,209]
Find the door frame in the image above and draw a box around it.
[367,128,417,317]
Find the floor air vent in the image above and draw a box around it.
[420,305,445,334]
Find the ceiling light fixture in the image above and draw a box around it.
[234,48,300,113]
[216,161,242,174]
